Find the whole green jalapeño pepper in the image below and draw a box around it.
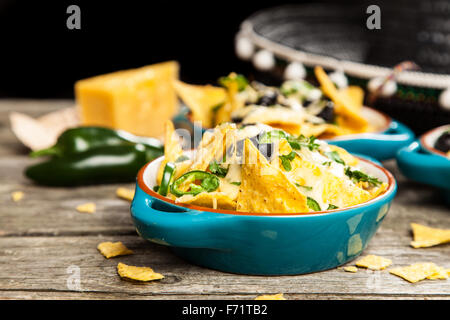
[25,126,164,186]
[30,126,163,158]
[170,171,220,197]
[25,144,155,186]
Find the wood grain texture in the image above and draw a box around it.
[0,100,449,300]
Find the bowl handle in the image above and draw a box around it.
[328,120,415,161]
[131,188,235,250]
[396,141,450,189]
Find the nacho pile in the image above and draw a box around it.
[153,121,388,214]
[175,67,377,139]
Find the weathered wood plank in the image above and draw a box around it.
[0,172,137,236]
[0,235,448,298]
[0,99,449,299]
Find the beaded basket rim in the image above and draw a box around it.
[237,20,450,90]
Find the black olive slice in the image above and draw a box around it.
[435,131,450,153]
[316,101,335,123]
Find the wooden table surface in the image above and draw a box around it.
[0,100,449,300]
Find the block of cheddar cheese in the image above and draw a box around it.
[75,61,179,138]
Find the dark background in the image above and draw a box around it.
[0,0,362,98]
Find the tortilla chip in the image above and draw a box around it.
[10,107,79,151]
[174,80,226,128]
[318,124,348,139]
[335,116,373,135]
[343,266,358,273]
[426,266,449,280]
[339,86,364,110]
[263,123,302,136]
[189,123,235,171]
[276,139,372,209]
[268,122,330,138]
[367,182,389,198]
[97,242,133,259]
[298,123,330,137]
[254,293,286,300]
[76,202,96,214]
[117,262,164,282]
[315,66,368,131]
[163,120,183,161]
[355,255,392,270]
[242,107,306,127]
[116,187,135,201]
[176,192,237,210]
[389,263,442,283]
[236,139,309,213]
[219,176,241,199]
[214,101,233,125]
[410,223,450,248]
[216,73,247,126]
[157,121,184,185]
[11,191,24,202]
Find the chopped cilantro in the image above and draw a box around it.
[218,74,248,91]
[324,151,345,165]
[322,161,332,166]
[295,184,313,191]
[280,80,317,97]
[211,102,224,112]
[258,130,287,143]
[189,183,204,194]
[209,160,229,178]
[307,197,321,211]
[344,167,382,187]
[230,181,241,186]
[280,87,298,96]
[200,175,220,192]
[175,155,190,163]
[258,130,320,151]
[279,151,296,171]
[287,135,320,151]
[327,204,339,210]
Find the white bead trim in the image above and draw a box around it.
[284,62,306,80]
[252,49,275,71]
[237,21,450,90]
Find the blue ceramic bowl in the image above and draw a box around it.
[396,124,450,205]
[130,152,397,275]
[173,106,414,161]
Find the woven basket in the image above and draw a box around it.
[235,3,450,134]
